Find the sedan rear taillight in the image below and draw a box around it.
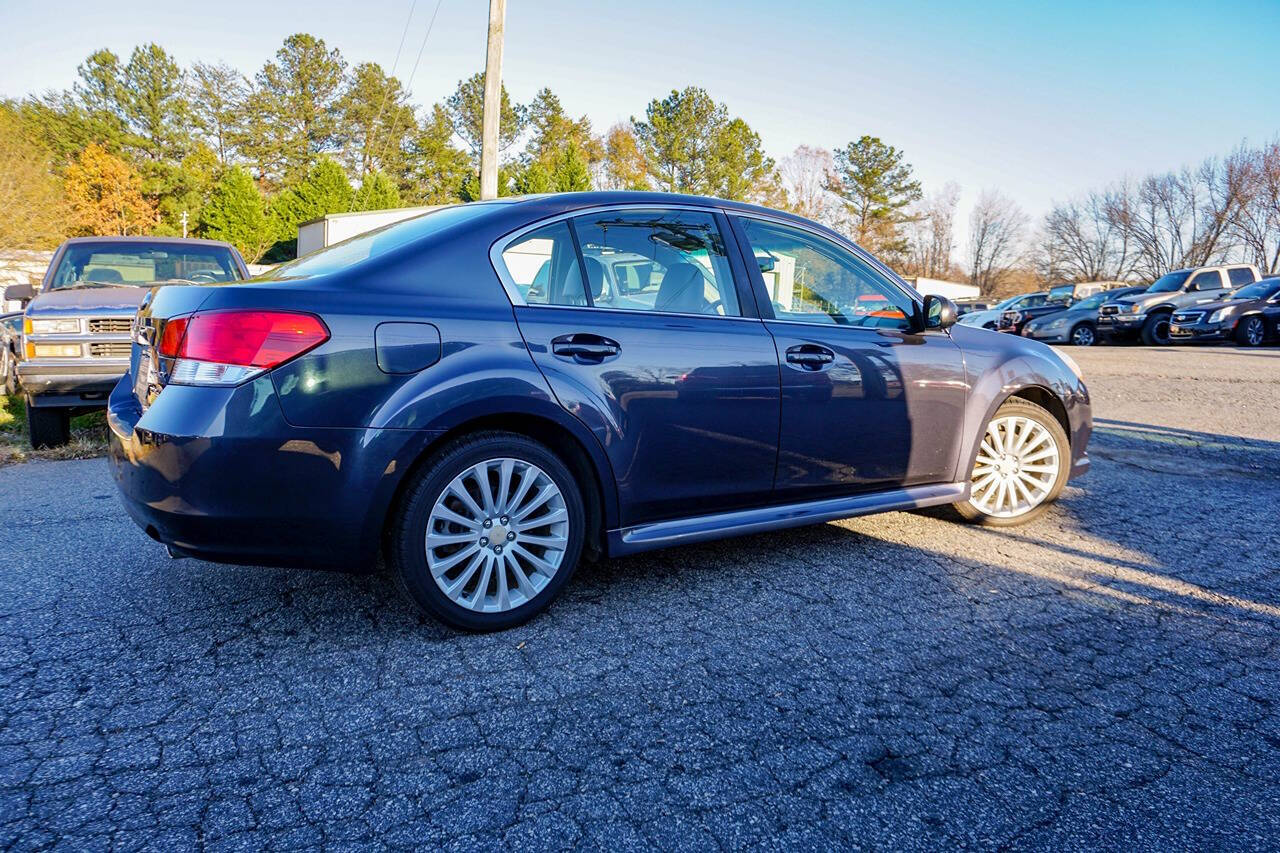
[158,309,329,386]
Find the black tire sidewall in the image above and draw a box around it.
[390,433,586,632]
[1237,316,1263,347]
[1071,323,1096,346]
[26,401,70,449]
[1141,312,1170,346]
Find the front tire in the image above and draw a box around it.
[1069,323,1097,347]
[1236,315,1265,347]
[26,401,70,449]
[388,431,586,632]
[1140,312,1171,346]
[951,397,1069,527]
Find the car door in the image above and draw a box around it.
[1186,269,1227,303]
[499,208,780,526]
[730,214,967,497]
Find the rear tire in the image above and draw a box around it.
[388,431,586,632]
[1140,312,1171,346]
[1236,315,1265,347]
[26,401,70,449]
[1069,323,1097,347]
[950,397,1070,527]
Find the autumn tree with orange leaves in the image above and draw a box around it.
[63,143,155,236]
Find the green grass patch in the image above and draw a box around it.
[0,393,109,466]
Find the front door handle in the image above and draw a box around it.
[785,344,835,370]
[551,333,621,363]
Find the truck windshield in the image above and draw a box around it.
[1145,271,1191,293]
[48,242,241,290]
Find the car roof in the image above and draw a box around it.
[59,235,238,249]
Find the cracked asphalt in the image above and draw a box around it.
[2,345,1279,850]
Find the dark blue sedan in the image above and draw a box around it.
[108,192,1091,630]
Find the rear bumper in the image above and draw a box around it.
[18,361,124,405]
[107,374,438,571]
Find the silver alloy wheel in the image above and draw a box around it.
[969,415,1061,518]
[1071,325,1095,346]
[425,457,570,613]
[1244,317,1264,346]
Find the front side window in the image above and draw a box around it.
[1189,270,1223,291]
[1227,267,1257,287]
[569,209,740,316]
[738,218,915,329]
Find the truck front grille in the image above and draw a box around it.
[88,318,133,334]
[1100,305,1119,316]
[89,342,132,358]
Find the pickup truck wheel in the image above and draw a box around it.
[26,402,71,449]
[951,397,1069,527]
[1235,315,1265,347]
[1069,323,1097,347]
[1140,312,1172,346]
[388,431,586,632]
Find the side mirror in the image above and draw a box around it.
[922,294,958,331]
[4,283,34,305]
[921,294,962,330]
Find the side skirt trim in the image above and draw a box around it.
[607,482,968,557]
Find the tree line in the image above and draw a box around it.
[1,33,1276,291]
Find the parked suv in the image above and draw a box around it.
[7,236,247,447]
[107,193,1091,631]
[957,291,1051,330]
[1097,264,1259,345]
[998,294,1072,335]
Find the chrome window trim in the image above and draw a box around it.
[488,203,757,321]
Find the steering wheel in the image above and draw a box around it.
[189,271,220,283]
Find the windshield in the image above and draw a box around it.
[1145,270,1191,293]
[1073,291,1115,311]
[48,242,242,290]
[1230,279,1280,301]
[265,203,492,280]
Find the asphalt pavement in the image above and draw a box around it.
[1,345,1278,850]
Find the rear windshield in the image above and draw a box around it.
[48,242,241,289]
[1231,279,1280,301]
[263,204,493,280]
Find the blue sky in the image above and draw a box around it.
[2,0,1278,225]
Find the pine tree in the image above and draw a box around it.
[200,165,271,261]
[353,171,401,211]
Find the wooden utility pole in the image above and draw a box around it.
[480,0,506,200]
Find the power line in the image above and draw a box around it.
[364,0,419,174]
[374,0,445,172]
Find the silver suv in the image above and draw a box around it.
[1098,263,1259,345]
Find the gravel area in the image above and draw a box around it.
[1,344,1278,849]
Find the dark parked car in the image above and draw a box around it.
[8,236,248,447]
[1022,286,1146,346]
[998,294,1072,336]
[1169,277,1280,346]
[107,193,1092,631]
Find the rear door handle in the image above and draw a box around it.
[551,333,621,362]
[785,344,835,370]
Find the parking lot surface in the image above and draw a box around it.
[2,345,1279,849]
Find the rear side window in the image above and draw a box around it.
[1228,267,1257,287]
[500,222,588,306]
[569,209,740,316]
